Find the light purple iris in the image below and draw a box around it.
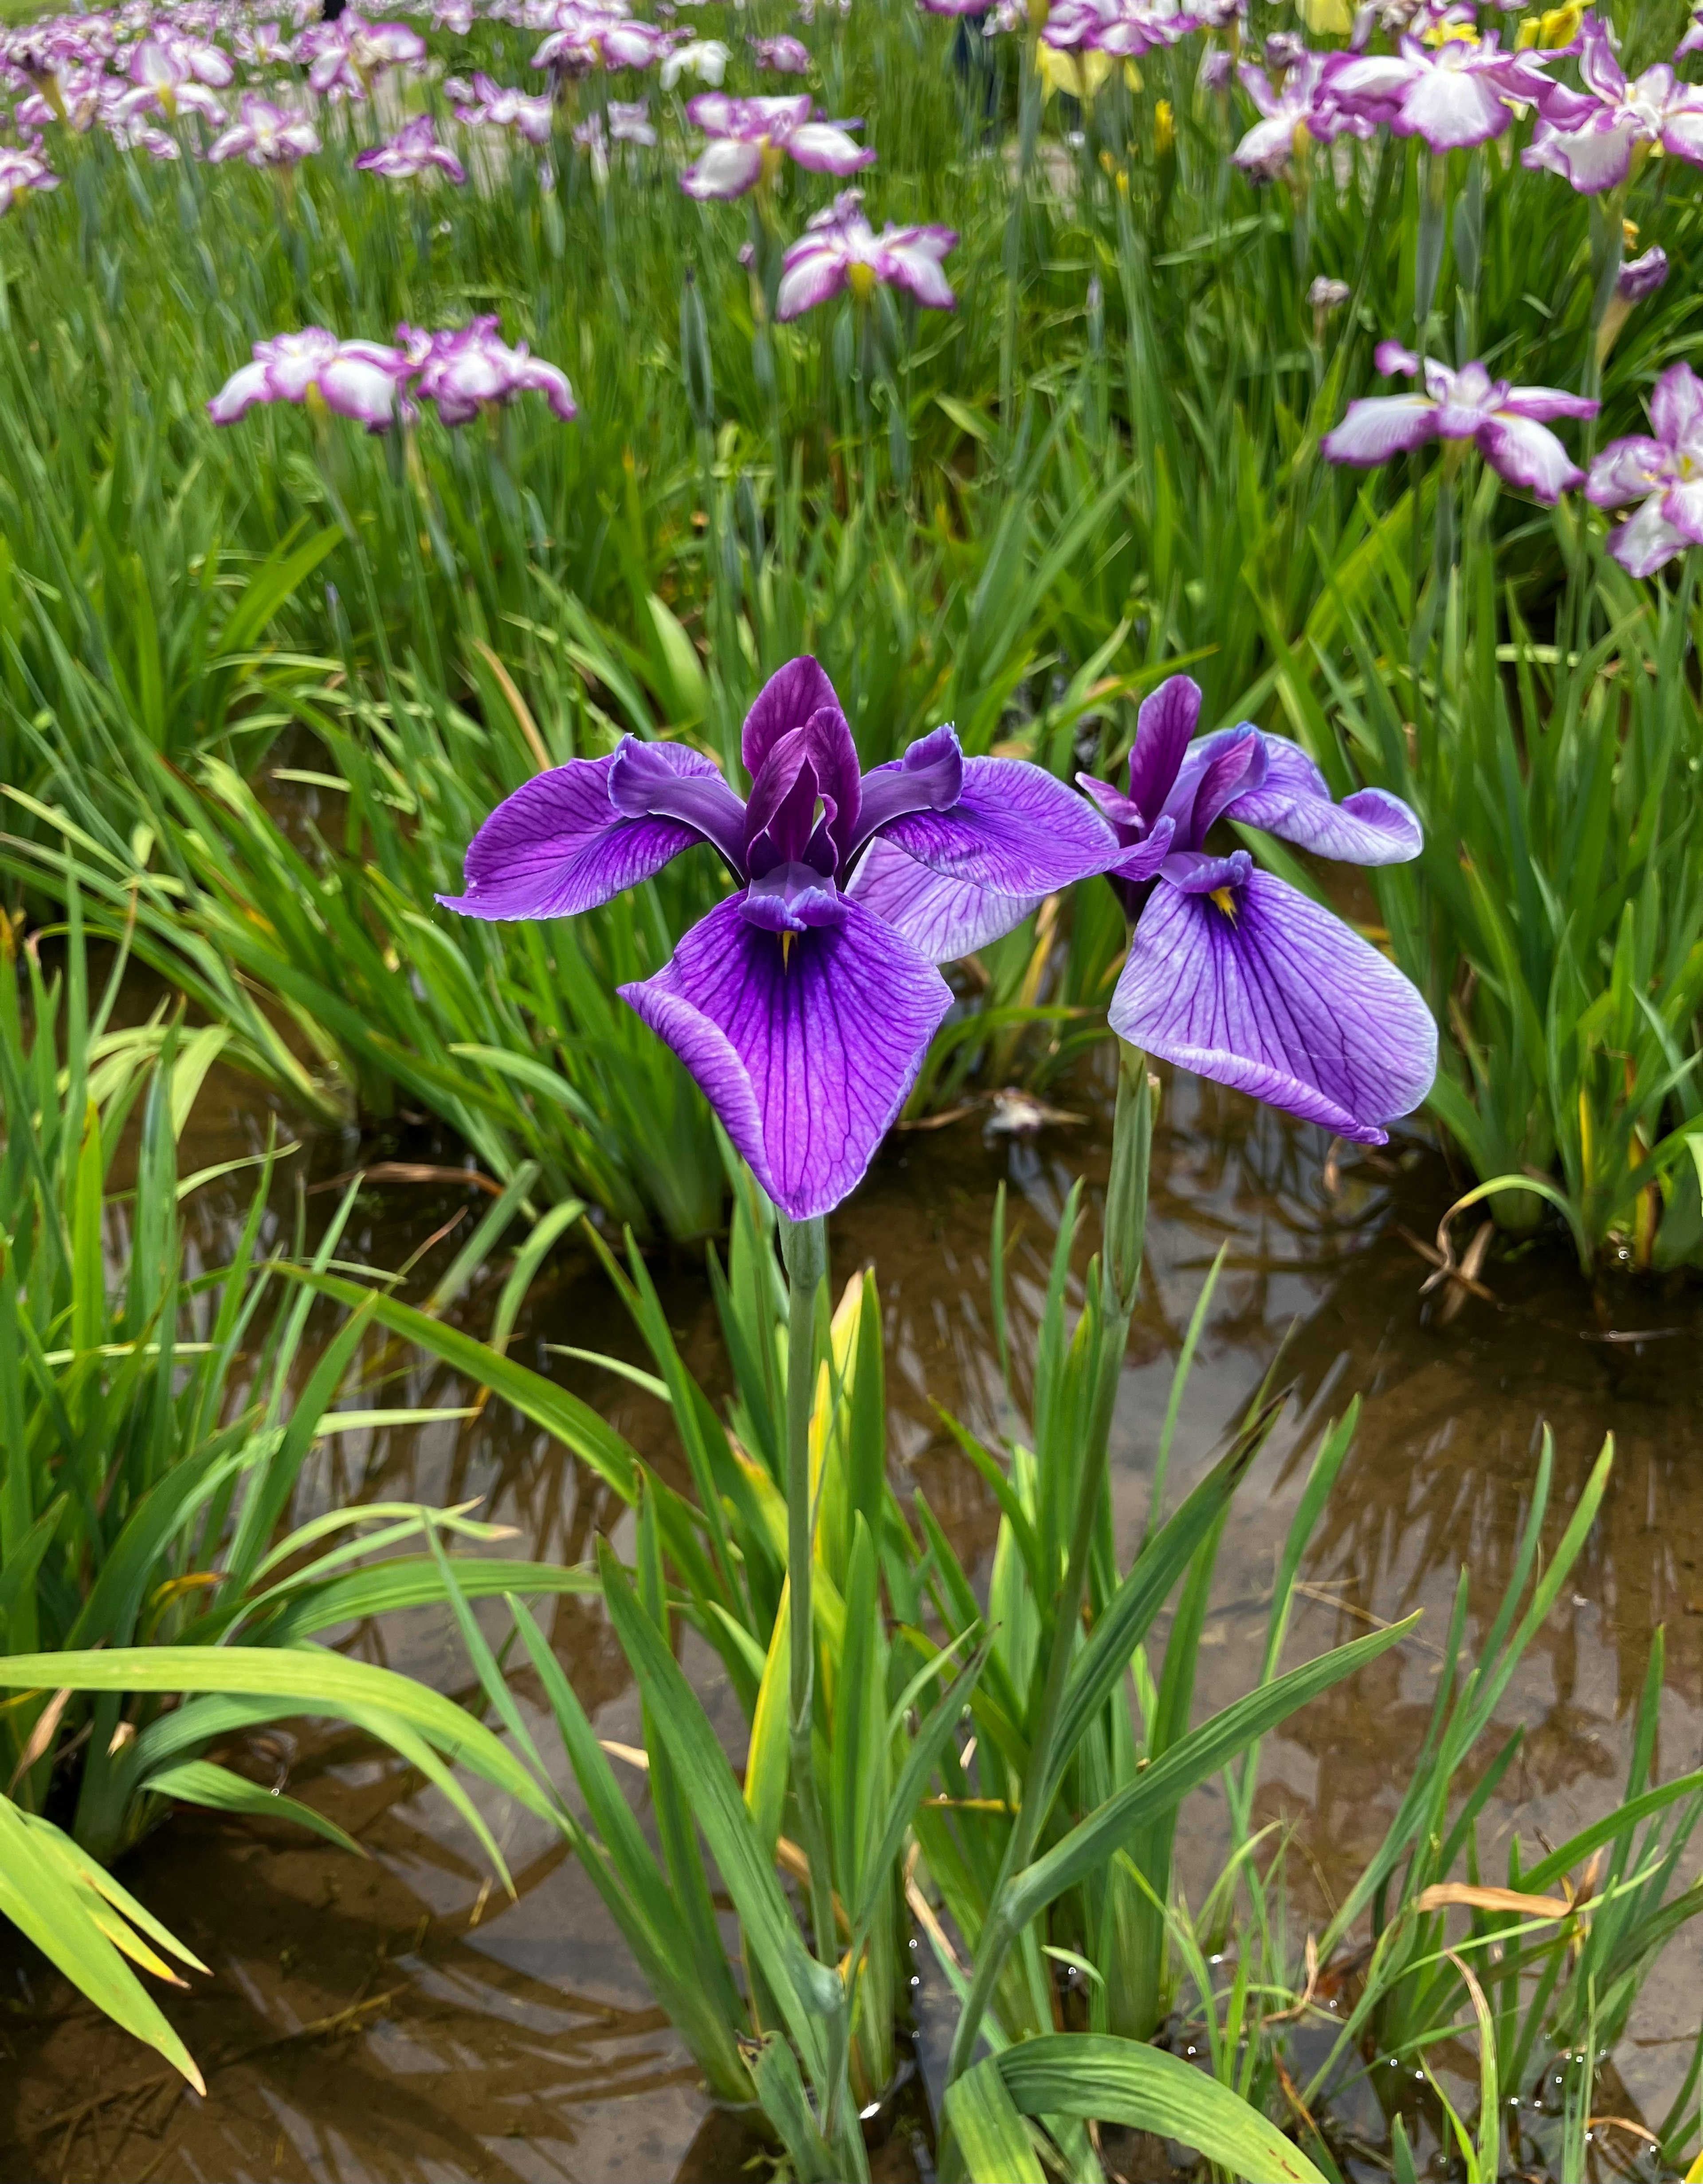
[355,112,467,183]
[776,190,957,320]
[207,328,412,432]
[1524,17,1703,193]
[1043,0,1198,62]
[1584,362,1703,579]
[303,11,427,99]
[452,71,555,144]
[1327,34,1553,153]
[400,316,578,423]
[1615,245,1669,303]
[1232,54,1376,179]
[0,146,59,214]
[438,658,1119,1217]
[1679,6,1703,60]
[679,91,873,200]
[1321,343,1597,503]
[234,21,295,67]
[206,92,321,165]
[751,33,812,72]
[1079,677,1436,1146]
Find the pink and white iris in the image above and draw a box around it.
[1585,362,1703,578]
[1322,344,1597,502]
[531,7,674,75]
[302,12,427,99]
[355,112,467,183]
[400,316,578,422]
[776,190,957,319]
[679,92,873,199]
[1326,34,1553,153]
[1523,17,1703,194]
[208,320,576,434]
[451,70,555,142]
[1232,53,1375,178]
[0,146,59,215]
[1043,0,1197,63]
[206,92,321,165]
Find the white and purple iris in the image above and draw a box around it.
[751,33,812,74]
[439,659,1119,1217]
[1079,677,1436,1147]
[679,92,873,200]
[0,146,59,214]
[355,113,467,184]
[451,72,555,145]
[1326,33,1553,154]
[207,92,320,166]
[1524,17,1703,194]
[302,11,427,99]
[1321,343,1597,503]
[776,192,957,320]
[532,8,674,76]
[1584,361,1703,579]
[207,318,574,432]
[1231,53,1375,178]
[1043,0,1199,64]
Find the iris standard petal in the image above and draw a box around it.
[742,655,844,776]
[1109,868,1438,1145]
[1321,395,1440,466]
[845,834,1044,963]
[618,893,953,1219]
[1126,673,1199,824]
[438,754,713,920]
[1650,362,1703,451]
[852,724,964,853]
[607,737,748,871]
[1225,738,1422,865]
[878,755,1121,896]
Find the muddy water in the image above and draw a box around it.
[4,1051,1702,2184]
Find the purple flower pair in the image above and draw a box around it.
[207,94,321,168]
[207,318,575,434]
[1524,17,1703,194]
[1322,344,1597,504]
[1585,361,1703,579]
[356,113,466,184]
[440,661,1436,1217]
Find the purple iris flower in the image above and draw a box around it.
[1079,677,1436,1145]
[1232,54,1376,179]
[776,191,957,319]
[438,658,1119,1217]
[1042,0,1199,61]
[0,146,59,214]
[303,12,428,99]
[751,33,812,72]
[531,8,675,76]
[206,92,321,165]
[451,71,556,144]
[400,317,578,423]
[1584,362,1703,579]
[355,113,467,184]
[207,328,411,431]
[679,92,874,200]
[1321,343,1597,503]
[1523,17,1703,193]
[1327,33,1553,153]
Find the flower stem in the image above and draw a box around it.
[777,1211,838,1968]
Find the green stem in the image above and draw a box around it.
[946,1047,1152,2081]
[777,1213,838,1957]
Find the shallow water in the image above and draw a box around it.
[4,1048,1701,2184]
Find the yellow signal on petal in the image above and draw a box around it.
[782,932,794,969]
[847,261,877,302]
[1210,887,1238,920]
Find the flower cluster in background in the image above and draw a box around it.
[208,315,575,431]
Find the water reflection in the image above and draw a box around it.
[4,1043,1700,2182]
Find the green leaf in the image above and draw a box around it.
[998,2036,1326,2184]
[943,2056,1048,2184]
[142,1760,366,1857]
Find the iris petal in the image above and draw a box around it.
[877,755,1119,896]
[1109,868,1437,1145]
[845,835,1043,963]
[619,894,952,1219]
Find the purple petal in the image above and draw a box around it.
[785,121,876,175]
[1398,64,1508,152]
[1494,385,1599,424]
[1577,15,1624,102]
[1522,115,1636,192]
[742,656,844,777]
[1475,415,1582,503]
[318,353,405,431]
[1227,739,1421,865]
[775,242,849,321]
[208,360,271,423]
[1586,437,1670,508]
[1127,674,1199,824]
[852,724,964,853]
[1183,727,1266,845]
[439,754,709,920]
[1109,869,1438,1146]
[1660,478,1703,545]
[1650,363,1703,451]
[846,835,1042,962]
[618,893,952,1219]
[1372,340,1420,378]
[608,737,748,871]
[878,755,1120,896]
[1321,395,1440,466]
[1659,108,1703,167]
[1606,494,1691,579]
[1107,816,1177,885]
